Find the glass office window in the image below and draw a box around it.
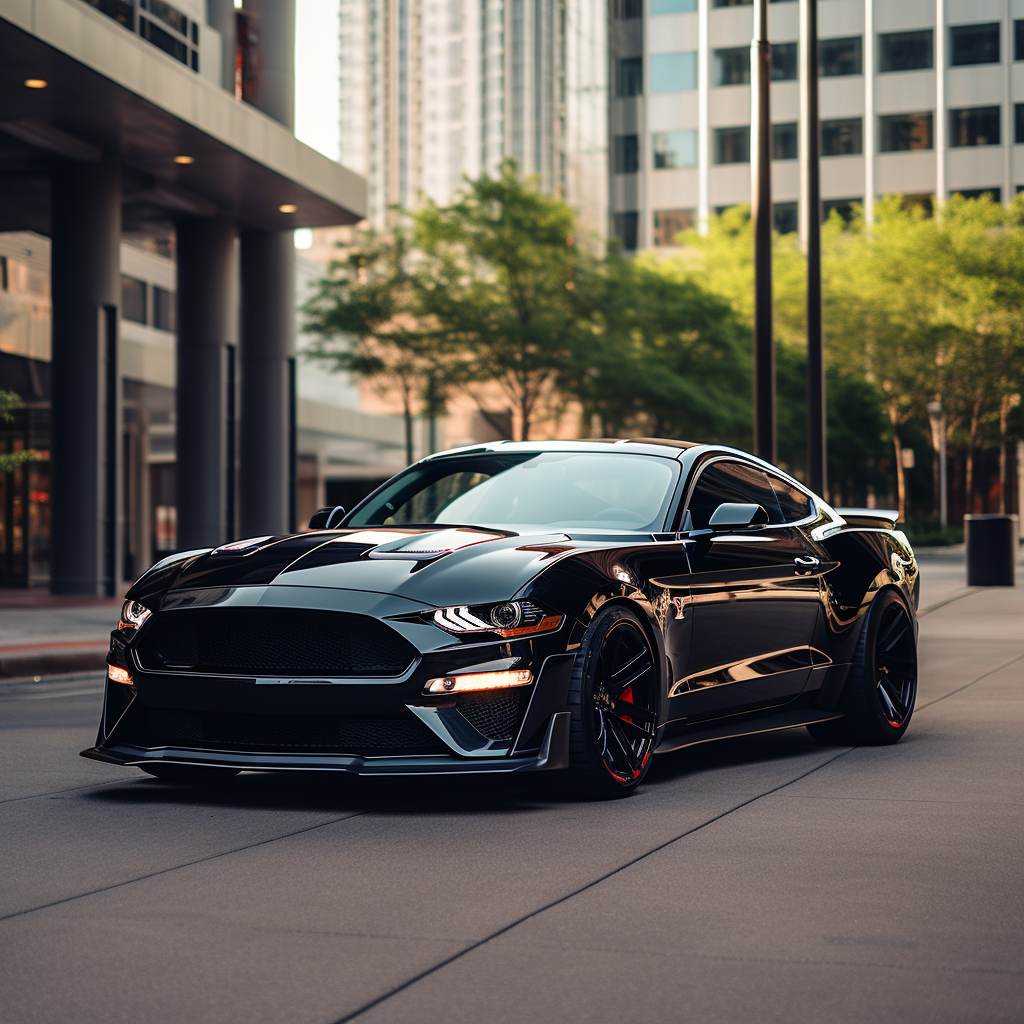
[773,122,797,160]
[122,276,147,325]
[714,47,749,86]
[879,30,933,72]
[152,286,175,332]
[651,52,698,92]
[653,209,695,247]
[616,57,643,97]
[954,188,1001,202]
[613,134,640,173]
[950,23,999,66]
[823,198,859,223]
[613,212,639,251]
[1016,20,1024,60]
[712,0,751,6]
[820,36,862,76]
[822,117,863,156]
[772,41,798,81]
[1017,103,1024,144]
[651,0,696,13]
[613,0,642,17]
[879,112,933,151]
[713,126,750,164]
[652,129,698,168]
[949,106,1001,146]
[773,202,798,235]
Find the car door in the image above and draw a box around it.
[676,459,828,721]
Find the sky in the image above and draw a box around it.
[294,0,341,162]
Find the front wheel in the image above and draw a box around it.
[809,588,917,746]
[141,765,241,785]
[565,606,660,799]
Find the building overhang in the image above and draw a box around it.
[0,0,366,235]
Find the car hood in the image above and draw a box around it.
[158,526,613,608]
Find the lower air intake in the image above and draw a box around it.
[455,691,525,742]
[130,707,448,756]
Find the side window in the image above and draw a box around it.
[685,461,784,529]
[769,474,814,523]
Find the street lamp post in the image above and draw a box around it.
[751,0,776,463]
[800,0,826,496]
[927,400,947,528]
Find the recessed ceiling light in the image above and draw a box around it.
[173,155,194,165]
[279,204,297,214]
[24,79,48,89]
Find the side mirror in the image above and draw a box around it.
[308,506,346,530]
[708,502,768,530]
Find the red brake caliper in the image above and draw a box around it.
[619,686,634,725]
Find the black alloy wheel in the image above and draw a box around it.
[566,605,660,799]
[809,588,917,746]
[141,765,241,784]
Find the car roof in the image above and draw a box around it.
[422,438,702,462]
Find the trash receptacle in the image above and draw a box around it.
[965,514,1018,587]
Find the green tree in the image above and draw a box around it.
[562,251,752,445]
[414,160,584,440]
[302,219,456,464]
[0,391,41,474]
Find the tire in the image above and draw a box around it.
[808,588,917,746]
[141,765,241,784]
[565,605,661,799]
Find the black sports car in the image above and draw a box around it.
[83,439,919,798]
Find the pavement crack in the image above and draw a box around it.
[327,749,852,1024]
[0,779,126,805]
[916,588,980,618]
[916,651,1024,711]
[0,810,369,924]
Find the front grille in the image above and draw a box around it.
[455,691,525,742]
[130,706,448,756]
[135,608,416,677]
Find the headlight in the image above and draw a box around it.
[431,600,562,638]
[119,600,152,633]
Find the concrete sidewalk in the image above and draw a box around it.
[0,596,120,680]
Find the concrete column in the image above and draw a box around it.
[238,230,294,537]
[175,217,237,550]
[206,0,239,94]
[50,159,122,595]
[247,0,295,129]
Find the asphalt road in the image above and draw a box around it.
[1,558,1022,1024]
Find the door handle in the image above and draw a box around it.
[794,556,820,575]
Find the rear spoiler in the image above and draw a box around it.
[836,508,900,529]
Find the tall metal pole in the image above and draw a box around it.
[800,0,826,495]
[751,0,776,462]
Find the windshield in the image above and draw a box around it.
[347,452,680,532]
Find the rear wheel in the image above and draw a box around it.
[808,588,917,746]
[141,765,241,784]
[565,606,660,799]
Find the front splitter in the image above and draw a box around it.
[81,711,570,776]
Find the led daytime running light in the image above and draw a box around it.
[108,665,133,685]
[425,669,532,694]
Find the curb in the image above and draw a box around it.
[0,646,108,681]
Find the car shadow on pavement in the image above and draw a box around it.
[82,726,835,815]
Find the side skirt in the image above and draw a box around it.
[654,708,843,756]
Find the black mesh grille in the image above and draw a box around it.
[130,706,447,756]
[135,608,416,677]
[455,691,525,742]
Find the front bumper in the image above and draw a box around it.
[82,710,570,776]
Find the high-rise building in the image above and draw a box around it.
[340,0,608,239]
[609,0,1020,251]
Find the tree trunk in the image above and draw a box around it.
[887,401,906,521]
[966,393,983,514]
[402,387,414,465]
